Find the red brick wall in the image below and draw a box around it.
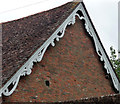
[3,17,115,102]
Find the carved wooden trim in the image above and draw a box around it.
[0,2,119,97]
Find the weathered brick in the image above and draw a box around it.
[3,17,115,102]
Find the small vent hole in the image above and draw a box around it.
[41,64,45,67]
[45,80,50,87]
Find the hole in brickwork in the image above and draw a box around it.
[74,79,76,81]
[41,64,45,67]
[105,74,110,79]
[45,80,50,87]
[3,99,5,102]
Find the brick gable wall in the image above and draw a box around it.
[3,17,115,102]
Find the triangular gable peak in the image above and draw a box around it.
[0,1,120,97]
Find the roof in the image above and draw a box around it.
[1,2,80,85]
[0,0,120,99]
[0,0,75,23]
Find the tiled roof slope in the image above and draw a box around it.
[1,2,79,85]
[3,17,115,102]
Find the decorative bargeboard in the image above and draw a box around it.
[0,2,120,97]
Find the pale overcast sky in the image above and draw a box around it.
[0,0,119,58]
[84,0,118,58]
